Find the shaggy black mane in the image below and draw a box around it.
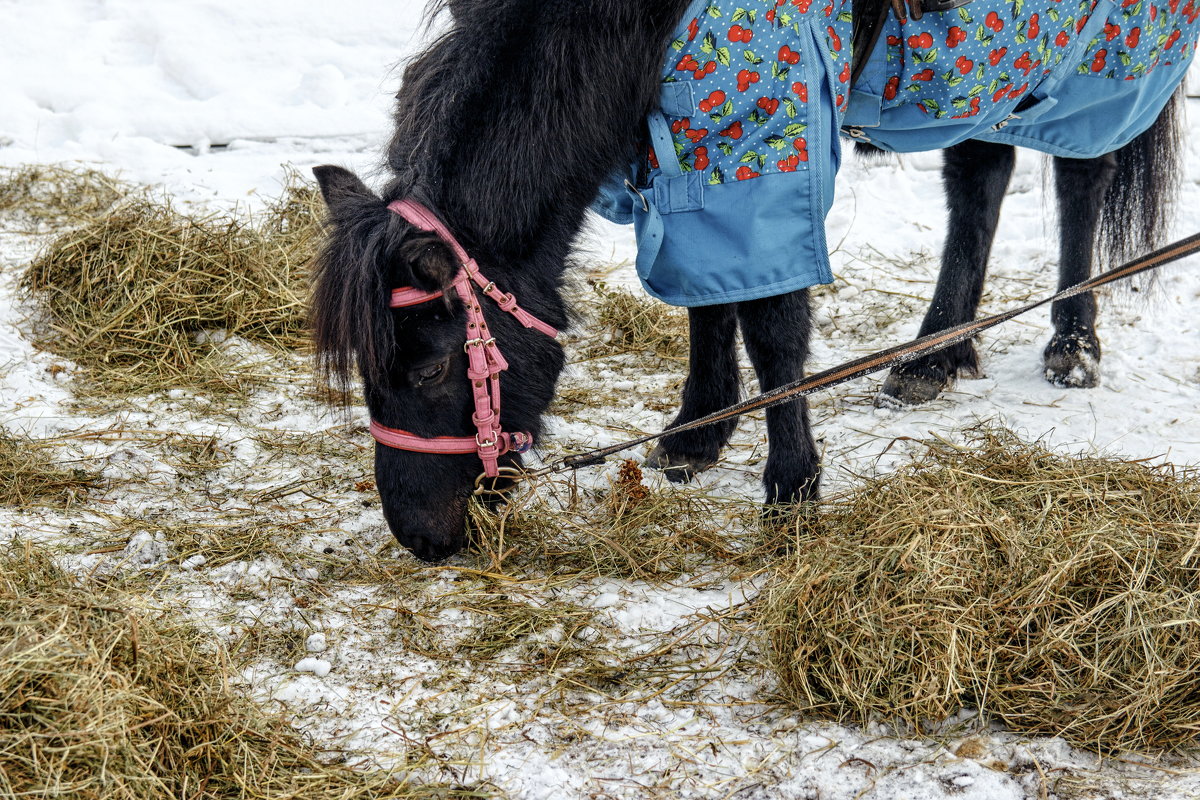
[313,0,692,391]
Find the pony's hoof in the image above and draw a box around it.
[1043,336,1101,388]
[645,444,716,483]
[876,371,946,407]
[1044,356,1100,388]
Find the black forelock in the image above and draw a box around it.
[311,193,407,392]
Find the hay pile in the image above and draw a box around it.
[763,430,1200,751]
[0,164,128,227]
[21,173,322,392]
[0,429,102,507]
[0,540,454,799]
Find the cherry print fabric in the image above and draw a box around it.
[591,0,1197,307]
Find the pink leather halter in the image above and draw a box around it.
[375,199,559,477]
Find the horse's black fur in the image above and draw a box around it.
[313,0,1185,560]
[313,0,691,559]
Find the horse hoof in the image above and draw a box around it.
[1043,353,1100,388]
[875,372,946,407]
[645,444,716,483]
[1043,336,1101,388]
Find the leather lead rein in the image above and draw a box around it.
[522,232,1200,480]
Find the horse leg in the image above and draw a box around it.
[877,139,1016,406]
[736,289,820,506]
[1042,152,1116,387]
[646,303,740,482]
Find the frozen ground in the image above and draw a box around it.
[3,3,1200,798]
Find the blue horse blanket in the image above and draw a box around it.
[595,0,1198,306]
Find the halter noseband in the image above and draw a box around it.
[374,199,559,477]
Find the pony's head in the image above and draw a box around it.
[311,165,566,561]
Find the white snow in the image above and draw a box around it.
[3,3,1200,799]
[295,658,333,677]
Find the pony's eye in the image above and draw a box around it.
[416,362,446,385]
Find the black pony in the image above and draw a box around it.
[312,0,1183,561]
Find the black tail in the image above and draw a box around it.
[1098,87,1185,269]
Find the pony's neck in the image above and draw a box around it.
[385,0,694,266]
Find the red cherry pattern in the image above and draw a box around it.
[655,0,1196,183]
[656,0,852,185]
[878,0,1197,119]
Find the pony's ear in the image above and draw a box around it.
[312,165,375,207]
[399,232,460,290]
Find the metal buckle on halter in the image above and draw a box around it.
[475,433,498,450]
[920,0,972,12]
[464,337,487,352]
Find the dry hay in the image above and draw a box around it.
[0,164,129,227]
[583,285,688,361]
[20,171,322,393]
[0,429,103,507]
[0,540,463,800]
[469,460,778,581]
[762,428,1200,751]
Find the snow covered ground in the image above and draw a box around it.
[3,2,1200,798]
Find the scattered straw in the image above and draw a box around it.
[0,429,102,507]
[20,171,322,393]
[469,460,776,581]
[762,428,1200,751]
[583,285,688,361]
[0,540,461,799]
[0,164,129,228]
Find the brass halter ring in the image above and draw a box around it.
[473,466,529,495]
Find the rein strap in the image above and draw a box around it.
[536,231,1200,477]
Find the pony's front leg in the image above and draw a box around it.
[737,290,819,506]
[646,303,741,482]
[1042,153,1115,387]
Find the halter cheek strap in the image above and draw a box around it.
[372,199,559,477]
